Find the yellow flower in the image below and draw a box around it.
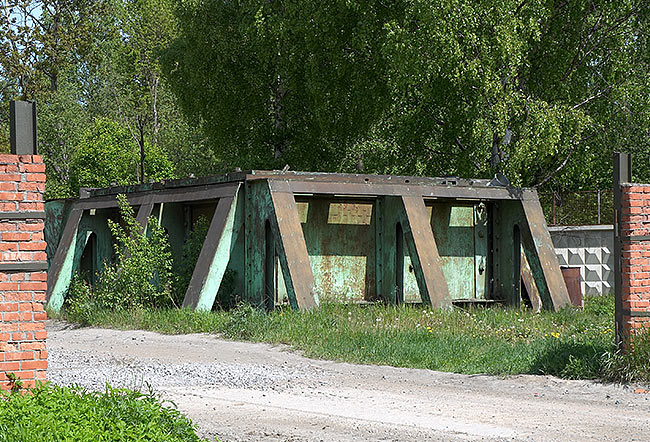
[551,332,560,338]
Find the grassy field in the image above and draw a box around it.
[51,294,650,382]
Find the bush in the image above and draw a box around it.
[0,383,207,442]
[66,194,176,312]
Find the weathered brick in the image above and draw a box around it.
[0,174,21,182]
[19,241,46,251]
[17,182,44,192]
[25,173,46,183]
[20,163,46,173]
[21,360,47,370]
[2,232,30,241]
[5,351,34,361]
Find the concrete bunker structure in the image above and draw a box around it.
[45,171,570,312]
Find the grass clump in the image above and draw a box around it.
[54,294,646,382]
[0,383,207,442]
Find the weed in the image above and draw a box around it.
[0,383,208,442]
[5,373,22,394]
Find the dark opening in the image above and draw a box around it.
[79,232,97,286]
[513,224,521,306]
[264,220,275,311]
[395,222,404,304]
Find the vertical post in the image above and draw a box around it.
[597,189,601,225]
[513,224,521,307]
[395,222,404,304]
[264,220,276,310]
[614,152,631,348]
[552,195,556,226]
[9,100,38,155]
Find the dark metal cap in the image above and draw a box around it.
[9,100,38,155]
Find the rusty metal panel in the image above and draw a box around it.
[521,197,571,311]
[428,203,476,300]
[45,199,75,266]
[377,196,402,304]
[326,202,373,225]
[299,199,376,302]
[561,267,583,308]
[400,196,451,308]
[245,181,273,307]
[268,183,318,310]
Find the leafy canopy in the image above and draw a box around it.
[164,0,650,190]
[70,118,175,193]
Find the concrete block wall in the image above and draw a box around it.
[549,225,614,295]
[620,184,650,338]
[0,154,47,390]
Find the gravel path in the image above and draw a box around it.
[47,320,650,442]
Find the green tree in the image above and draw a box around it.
[1,0,197,192]
[164,0,649,191]
[69,118,175,194]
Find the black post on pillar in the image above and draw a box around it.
[9,100,38,155]
[613,152,631,348]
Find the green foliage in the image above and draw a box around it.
[101,194,175,309]
[65,275,97,326]
[164,0,650,191]
[5,373,23,394]
[57,294,645,382]
[0,383,207,442]
[69,118,175,194]
[1,0,200,196]
[66,194,176,312]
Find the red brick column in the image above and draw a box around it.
[0,154,47,390]
[620,184,650,341]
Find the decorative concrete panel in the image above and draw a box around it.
[549,225,614,296]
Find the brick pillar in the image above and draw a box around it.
[0,154,47,390]
[620,184,650,343]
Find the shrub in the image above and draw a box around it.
[0,383,208,442]
[66,194,176,312]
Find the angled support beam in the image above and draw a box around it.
[46,207,84,311]
[268,183,318,310]
[183,187,240,311]
[400,196,451,309]
[521,198,570,311]
[135,200,154,231]
[520,248,542,312]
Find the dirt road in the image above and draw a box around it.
[47,321,650,442]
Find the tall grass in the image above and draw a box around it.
[52,295,649,382]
